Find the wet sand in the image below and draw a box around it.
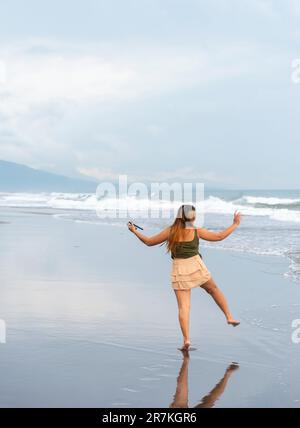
[0,208,300,407]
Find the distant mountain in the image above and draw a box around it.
[0,160,98,193]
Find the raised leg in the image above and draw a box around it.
[201,278,240,327]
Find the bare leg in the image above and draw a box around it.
[174,289,191,349]
[201,278,240,327]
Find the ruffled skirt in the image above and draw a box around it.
[171,254,211,290]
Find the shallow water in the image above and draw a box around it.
[0,210,300,407]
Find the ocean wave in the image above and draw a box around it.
[0,192,51,208]
[201,196,300,223]
[239,195,300,210]
[1,192,300,223]
[1,191,300,283]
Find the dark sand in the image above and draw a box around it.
[0,208,300,407]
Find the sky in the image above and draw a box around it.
[0,0,300,189]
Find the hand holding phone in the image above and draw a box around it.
[127,221,143,231]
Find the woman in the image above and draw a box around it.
[128,205,242,351]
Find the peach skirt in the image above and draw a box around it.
[171,254,211,290]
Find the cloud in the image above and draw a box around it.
[77,166,233,185]
[0,47,135,113]
[0,38,255,112]
[0,19,297,188]
[0,37,257,174]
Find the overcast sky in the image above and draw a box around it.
[0,0,299,188]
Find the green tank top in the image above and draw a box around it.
[171,228,200,259]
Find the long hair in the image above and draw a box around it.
[166,205,196,254]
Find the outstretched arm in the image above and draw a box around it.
[128,223,170,247]
[197,211,242,242]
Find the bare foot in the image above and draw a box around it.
[227,362,239,372]
[227,319,240,327]
[179,341,191,351]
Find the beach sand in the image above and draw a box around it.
[0,208,300,407]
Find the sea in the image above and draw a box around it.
[0,188,299,283]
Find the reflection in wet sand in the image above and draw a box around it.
[169,351,239,408]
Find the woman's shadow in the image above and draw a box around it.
[169,351,239,408]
